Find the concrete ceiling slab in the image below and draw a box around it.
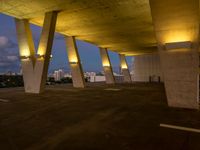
[1,0,198,55]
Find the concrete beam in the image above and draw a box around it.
[65,36,85,88]
[150,0,199,109]
[15,11,58,93]
[119,54,131,83]
[99,48,115,84]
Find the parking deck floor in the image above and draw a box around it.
[0,83,200,150]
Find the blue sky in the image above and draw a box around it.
[0,13,133,73]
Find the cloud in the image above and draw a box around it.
[7,55,18,61]
[0,36,9,47]
[0,36,18,49]
[0,36,20,72]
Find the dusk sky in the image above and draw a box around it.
[0,14,133,73]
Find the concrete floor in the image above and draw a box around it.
[0,83,200,150]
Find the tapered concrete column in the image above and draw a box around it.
[119,54,131,83]
[99,48,115,84]
[158,43,199,109]
[65,36,85,88]
[150,0,199,109]
[15,11,57,93]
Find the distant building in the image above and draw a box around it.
[87,71,123,83]
[84,72,96,77]
[90,75,106,82]
[50,70,124,83]
[53,69,64,81]
[84,71,105,82]
[64,73,72,78]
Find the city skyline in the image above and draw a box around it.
[0,14,133,73]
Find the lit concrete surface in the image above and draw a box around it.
[150,0,199,109]
[0,83,200,150]
[133,54,161,82]
[0,0,155,55]
[119,54,132,83]
[158,48,199,109]
[15,11,58,93]
[66,36,85,88]
[99,48,115,84]
[1,0,199,109]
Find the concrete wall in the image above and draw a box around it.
[89,75,123,83]
[150,0,199,109]
[132,54,162,82]
[89,76,105,82]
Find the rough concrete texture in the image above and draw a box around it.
[150,0,199,44]
[99,48,115,84]
[121,68,132,83]
[150,0,199,109]
[65,36,85,88]
[133,54,161,82]
[0,83,200,150]
[15,12,57,93]
[0,0,155,55]
[119,54,132,83]
[159,49,199,109]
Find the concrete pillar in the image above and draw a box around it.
[150,0,199,109]
[133,54,162,82]
[65,36,85,88]
[158,43,199,109]
[99,48,115,84]
[119,54,132,83]
[15,11,57,93]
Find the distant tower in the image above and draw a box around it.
[53,69,65,81]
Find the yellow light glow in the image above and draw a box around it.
[103,62,110,67]
[121,64,128,69]
[69,57,78,63]
[20,48,31,57]
[165,48,190,53]
[37,51,45,56]
[37,45,46,56]
[163,30,192,44]
[20,46,31,61]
